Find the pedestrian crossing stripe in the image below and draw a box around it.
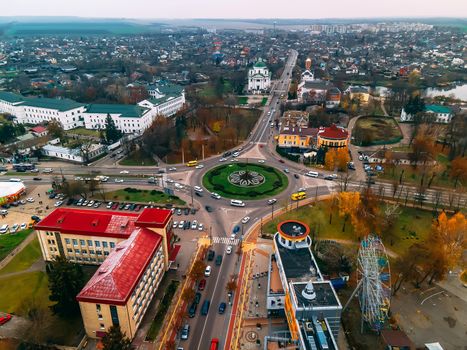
[212,236,239,245]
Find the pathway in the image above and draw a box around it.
[0,232,36,271]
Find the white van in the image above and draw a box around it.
[230,199,245,207]
[193,186,203,193]
[0,224,9,234]
[306,171,319,178]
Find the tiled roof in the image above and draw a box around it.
[35,208,139,239]
[280,127,318,137]
[318,124,348,140]
[76,227,162,305]
[85,104,149,118]
[22,97,84,111]
[30,126,47,133]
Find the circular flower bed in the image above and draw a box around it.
[228,170,265,187]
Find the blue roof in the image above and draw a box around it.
[425,104,451,114]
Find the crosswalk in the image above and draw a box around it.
[212,236,240,245]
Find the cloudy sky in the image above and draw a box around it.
[2,0,466,18]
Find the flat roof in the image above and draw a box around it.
[300,318,338,350]
[76,227,162,305]
[85,104,149,118]
[269,254,284,294]
[0,91,24,103]
[278,220,310,241]
[292,281,340,309]
[22,97,84,111]
[274,234,320,283]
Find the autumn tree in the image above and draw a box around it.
[336,148,350,171]
[338,192,360,233]
[181,287,196,304]
[47,120,65,140]
[102,325,132,350]
[450,156,467,187]
[61,180,87,199]
[351,188,380,237]
[188,260,206,281]
[324,149,337,170]
[392,244,427,295]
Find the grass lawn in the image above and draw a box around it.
[146,280,180,341]
[378,164,455,189]
[0,229,33,262]
[203,163,289,200]
[119,149,157,166]
[238,96,248,105]
[263,200,434,256]
[0,237,42,275]
[66,127,100,137]
[352,116,402,146]
[102,188,185,205]
[261,97,268,106]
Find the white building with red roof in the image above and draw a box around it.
[317,124,349,148]
[35,207,178,340]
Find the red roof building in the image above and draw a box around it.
[317,124,349,148]
[30,125,48,137]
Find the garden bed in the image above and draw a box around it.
[352,116,402,146]
[101,188,185,206]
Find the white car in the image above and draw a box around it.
[26,197,35,203]
[10,223,19,233]
[119,170,129,174]
[226,246,233,255]
[258,159,265,163]
[230,158,239,162]
[211,192,221,200]
[114,178,124,183]
[204,266,211,277]
[20,223,27,230]
[241,216,250,224]
[54,201,63,207]
[195,164,204,169]
[297,187,306,192]
[168,167,177,171]
[219,158,227,162]
[232,152,239,157]
[42,168,53,173]
[193,186,203,193]
[166,178,175,184]
[230,233,236,240]
[191,220,198,230]
[174,183,184,189]
[267,199,277,205]
[178,221,185,229]
[173,221,178,228]
[198,223,204,231]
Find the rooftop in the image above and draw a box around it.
[278,220,310,241]
[280,127,318,137]
[292,281,340,309]
[300,318,338,350]
[425,104,451,114]
[35,208,140,239]
[22,97,84,111]
[0,182,26,197]
[274,234,320,283]
[85,104,149,118]
[0,91,24,103]
[135,208,172,229]
[318,124,349,140]
[76,227,162,305]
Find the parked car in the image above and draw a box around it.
[180,324,190,340]
[111,202,119,210]
[20,223,27,230]
[241,216,250,224]
[204,266,212,277]
[173,221,178,228]
[218,302,226,314]
[198,223,204,231]
[10,223,19,233]
[178,221,185,229]
[191,220,198,230]
[207,250,215,261]
[26,197,35,203]
[215,255,223,266]
[188,302,197,318]
[226,246,232,255]
[194,292,202,304]
[198,279,206,291]
[205,205,213,212]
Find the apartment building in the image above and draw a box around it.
[35,207,179,339]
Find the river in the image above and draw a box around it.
[423,84,467,102]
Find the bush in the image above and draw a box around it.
[150,190,161,195]
[213,184,225,191]
[125,196,130,200]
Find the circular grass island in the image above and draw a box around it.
[202,163,288,200]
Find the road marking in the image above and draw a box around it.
[212,236,239,245]
[421,291,445,305]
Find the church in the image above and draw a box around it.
[247,59,272,94]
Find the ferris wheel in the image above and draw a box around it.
[356,235,391,332]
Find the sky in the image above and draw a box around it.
[2,0,466,19]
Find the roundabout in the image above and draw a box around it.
[202,162,288,200]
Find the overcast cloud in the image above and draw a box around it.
[2,0,466,19]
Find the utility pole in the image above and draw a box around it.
[202,144,205,160]
[182,147,185,165]
[190,187,194,207]
[271,202,275,219]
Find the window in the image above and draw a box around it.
[95,241,101,247]
[67,248,73,253]
[65,238,70,245]
[104,251,109,256]
[110,242,115,249]
[72,239,78,246]
[80,239,85,246]
[102,241,108,248]
[99,323,105,330]
[89,249,95,254]
[74,249,80,254]
[96,250,102,255]
[110,305,120,326]
[82,249,87,254]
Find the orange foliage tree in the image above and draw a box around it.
[338,191,360,233]
[325,148,350,171]
[450,156,467,187]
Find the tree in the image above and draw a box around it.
[188,260,206,281]
[336,148,350,171]
[351,188,380,237]
[392,244,426,295]
[226,274,238,293]
[450,156,467,187]
[181,287,195,304]
[381,203,401,246]
[410,130,436,166]
[47,120,65,140]
[47,256,85,316]
[62,180,87,199]
[102,325,132,350]
[104,114,123,144]
[324,148,337,170]
[338,192,360,233]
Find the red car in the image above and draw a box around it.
[134,204,141,212]
[111,202,119,210]
[279,159,285,163]
[198,279,206,291]
[0,314,12,325]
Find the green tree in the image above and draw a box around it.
[102,325,132,350]
[47,256,85,316]
[47,120,65,140]
[105,114,122,144]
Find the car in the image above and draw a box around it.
[201,300,210,315]
[267,198,277,205]
[114,178,124,183]
[180,324,190,340]
[87,200,95,207]
[111,202,119,210]
[205,205,213,212]
[10,223,19,233]
[233,225,240,234]
[215,255,222,266]
[294,173,300,179]
[226,245,233,255]
[207,250,215,261]
[198,223,204,231]
[106,202,113,209]
[194,292,202,304]
[119,170,129,174]
[223,151,232,157]
[0,224,9,234]
[188,302,197,318]
[241,216,250,224]
[54,200,63,207]
[124,204,131,210]
[174,183,184,189]
[191,220,198,230]
[0,209,8,216]
[195,164,204,169]
[176,208,182,216]
[168,167,177,171]
[20,222,27,230]
[178,221,185,229]
[42,168,53,173]
[232,152,240,157]
[219,157,227,162]
[0,314,12,325]
[218,302,226,314]
[26,197,35,203]
[198,279,206,291]
[258,159,265,163]
[134,204,142,212]
[30,169,39,173]
[193,186,203,193]
[118,203,125,210]
[284,168,290,173]
[324,175,335,180]
[279,159,285,163]
[230,233,236,240]
[173,221,178,228]
[305,171,319,178]
[195,191,203,197]
[166,178,175,184]
[94,202,101,208]
[211,192,221,200]
[33,177,42,181]
[48,193,56,199]
[184,221,190,229]
[348,162,356,170]
[190,208,196,215]
[31,215,41,222]
[230,158,239,162]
